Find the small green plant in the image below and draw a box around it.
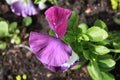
[49,12,120,80]
[109,31,120,61]
[0,19,21,50]
[65,12,117,80]
[0,16,32,51]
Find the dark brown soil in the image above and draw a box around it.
[0,0,120,80]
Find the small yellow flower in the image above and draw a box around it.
[16,75,21,80]
[22,74,27,80]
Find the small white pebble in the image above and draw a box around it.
[46,72,52,78]
[38,2,47,10]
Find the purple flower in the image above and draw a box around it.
[29,32,79,72]
[45,6,71,38]
[9,0,38,17]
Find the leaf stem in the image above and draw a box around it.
[110,49,120,53]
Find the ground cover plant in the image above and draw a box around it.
[0,0,120,80]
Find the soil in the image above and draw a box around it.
[0,0,120,80]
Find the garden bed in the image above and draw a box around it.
[0,0,120,80]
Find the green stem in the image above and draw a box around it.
[110,49,120,53]
[110,49,120,60]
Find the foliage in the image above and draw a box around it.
[49,12,120,80]
[22,16,32,27]
[114,17,120,25]
[0,19,20,50]
[0,16,32,50]
[110,0,120,10]
[109,31,120,61]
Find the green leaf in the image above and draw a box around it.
[68,11,79,35]
[94,45,110,55]
[83,50,90,60]
[118,0,120,2]
[23,17,32,27]
[94,19,108,31]
[48,0,57,4]
[81,34,89,41]
[99,65,115,72]
[98,54,115,71]
[34,0,40,3]
[97,39,110,45]
[11,35,21,44]
[0,41,7,50]
[87,60,102,80]
[87,26,108,42]
[69,42,82,56]
[98,54,113,59]
[14,36,21,44]
[113,42,120,49]
[109,31,120,49]
[0,21,9,37]
[34,0,46,4]
[114,17,120,25]
[78,23,88,33]
[49,29,56,37]
[0,17,5,21]
[101,72,115,80]
[9,22,17,33]
[99,58,116,68]
[71,62,84,70]
[64,12,79,43]
[64,35,76,43]
[15,29,20,34]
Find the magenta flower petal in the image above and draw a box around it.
[44,51,79,72]
[45,6,71,38]
[11,0,38,17]
[29,32,72,66]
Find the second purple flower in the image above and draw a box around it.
[6,0,38,17]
